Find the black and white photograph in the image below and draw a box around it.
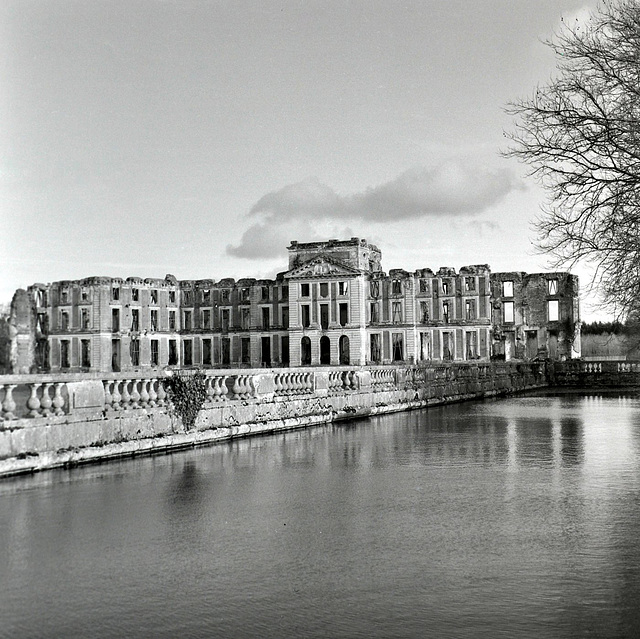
[1,1,640,637]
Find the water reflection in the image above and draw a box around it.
[1,393,640,638]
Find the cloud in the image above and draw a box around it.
[227,159,522,259]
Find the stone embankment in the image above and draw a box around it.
[0,362,549,478]
[552,360,640,387]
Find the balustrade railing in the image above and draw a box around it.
[0,361,549,424]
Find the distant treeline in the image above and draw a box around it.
[581,321,625,335]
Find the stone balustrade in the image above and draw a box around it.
[553,359,640,386]
[0,361,550,427]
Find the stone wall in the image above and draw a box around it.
[552,360,640,387]
[0,362,549,478]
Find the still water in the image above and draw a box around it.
[2,393,640,638]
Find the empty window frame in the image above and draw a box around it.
[466,331,478,359]
[202,289,211,303]
[370,280,380,298]
[338,281,348,296]
[150,289,158,304]
[262,307,270,330]
[261,286,269,301]
[112,287,120,301]
[419,279,428,294]
[80,288,89,302]
[370,302,380,323]
[442,301,450,324]
[241,287,251,302]
[339,303,349,327]
[131,309,139,332]
[465,299,476,320]
[202,338,212,366]
[130,338,140,366]
[502,281,514,297]
[150,309,158,331]
[111,308,120,332]
[420,301,429,323]
[548,300,560,321]
[465,277,476,292]
[220,309,230,331]
[281,286,289,301]
[169,290,176,303]
[60,310,69,331]
[301,283,310,297]
[60,340,70,369]
[202,309,211,329]
[241,337,251,364]
[442,281,450,296]
[81,339,91,368]
[301,304,311,328]
[392,280,402,295]
[220,289,230,303]
[169,310,176,331]
[392,333,404,362]
[282,306,289,329]
[392,301,403,324]
[168,339,178,365]
[503,301,515,323]
[151,340,159,366]
[241,307,251,329]
[548,279,559,295]
[370,333,382,362]
[320,303,330,330]
[132,288,139,302]
[320,282,329,298]
[183,340,193,366]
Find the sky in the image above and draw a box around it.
[0,0,607,319]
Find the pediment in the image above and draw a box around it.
[284,255,361,279]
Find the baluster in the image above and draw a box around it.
[120,380,131,410]
[103,380,113,411]
[1,384,16,420]
[282,373,291,395]
[219,375,229,401]
[147,379,158,407]
[139,379,150,407]
[211,376,222,401]
[274,373,283,395]
[0,384,3,419]
[111,380,122,410]
[247,375,257,399]
[52,383,65,416]
[41,383,54,416]
[231,375,242,400]
[156,380,166,406]
[130,379,141,408]
[27,383,42,417]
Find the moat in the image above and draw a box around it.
[2,392,640,638]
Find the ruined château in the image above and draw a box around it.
[5,238,580,373]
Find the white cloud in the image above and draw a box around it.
[228,159,522,259]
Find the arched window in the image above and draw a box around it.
[339,335,350,365]
[320,336,331,365]
[301,336,312,365]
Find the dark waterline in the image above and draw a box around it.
[2,394,640,638]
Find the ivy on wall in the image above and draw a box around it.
[163,371,208,430]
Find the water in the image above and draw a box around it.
[2,393,640,638]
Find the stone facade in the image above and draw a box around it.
[7,238,581,373]
[490,272,581,360]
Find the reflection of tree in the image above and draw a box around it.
[166,460,208,521]
[560,417,584,466]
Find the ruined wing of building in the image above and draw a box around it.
[2,238,580,374]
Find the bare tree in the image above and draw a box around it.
[506,0,640,319]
